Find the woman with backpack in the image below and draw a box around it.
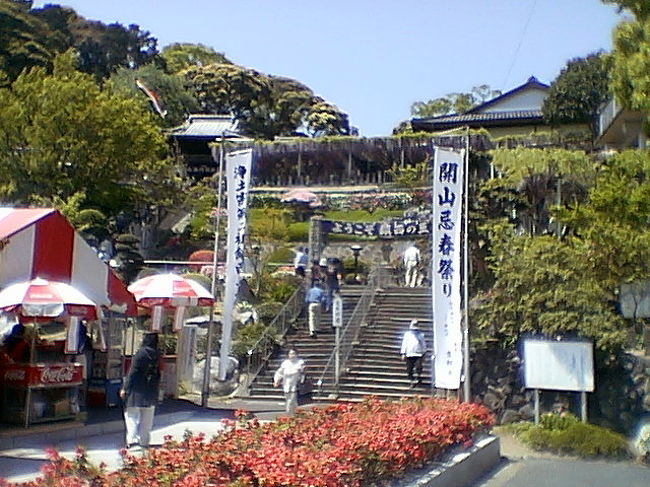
[119,332,161,450]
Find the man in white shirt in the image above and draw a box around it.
[273,349,305,414]
[400,319,426,387]
[293,247,309,278]
[403,243,421,288]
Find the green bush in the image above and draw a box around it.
[268,246,295,263]
[510,413,630,459]
[287,222,309,241]
[232,321,278,358]
[256,301,284,322]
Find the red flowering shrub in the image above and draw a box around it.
[187,250,214,271]
[3,398,493,487]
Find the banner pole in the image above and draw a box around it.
[201,133,225,407]
[462,128,471,402]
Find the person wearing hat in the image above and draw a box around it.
[400,319,426,387]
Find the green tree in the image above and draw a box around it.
[411,85,501,117]
[183,63,349,139]
[0,0,57,83]
[607,1,650,130]
[161,42,230,74]
[305,101,350,136]
[542,53,610,134]
[182,62,273,123]
[603,0,650,18]
[475,225,627,352]
[32,4,159,81]
[108,64,199,127]
[0,50,170,217]
[556,150,650,290]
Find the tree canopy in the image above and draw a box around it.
[182,62,349,139]
[0,0,58,83]
[410,85,502,118]
[109,64,200,127]
[161,42,230,74]
[0,50,171,216]
[607,0,650,130]
[542,53,610,134]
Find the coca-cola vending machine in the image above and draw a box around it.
[1,363,83,427]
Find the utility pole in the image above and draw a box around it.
[201,133,226,407]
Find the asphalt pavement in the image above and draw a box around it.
[473,428,650,487]
[2,400,649,486]
[0,397,289,484]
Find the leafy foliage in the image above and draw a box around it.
[474,229,627,351]
[542,53,610,134]
[160,42,230,74]
[108,63,199,127]
[32,4,159,81]
[411,84,501,117]
[387,160,430,188]
[508,412,629,458]
[608,1,650,131]
[0,51,171,217]
[0,0,58,83]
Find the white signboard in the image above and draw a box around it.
[432,147,465,389]
[523,339,594,392]
[332,295,343,328]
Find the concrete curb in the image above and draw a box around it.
[395,436,501,487]
[0,411,194,451]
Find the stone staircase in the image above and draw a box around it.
[246,287,365,400]
[335,286,433,401]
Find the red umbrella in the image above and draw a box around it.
[0,277,100,320]
[127,273,214,309]
[280,188,323,208]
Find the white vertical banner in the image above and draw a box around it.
[219,148,253,380]
[432,147,465,389]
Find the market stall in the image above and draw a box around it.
[127,273,214,398]
[0,278,100,426]
[0,208,136,425]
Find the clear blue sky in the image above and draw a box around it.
[33,0,624,136]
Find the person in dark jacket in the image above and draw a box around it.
[119,332,161,449]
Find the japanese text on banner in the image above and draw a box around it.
[432,148,464,389]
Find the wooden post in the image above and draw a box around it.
[534,389,540,424]
[580,391,588,422]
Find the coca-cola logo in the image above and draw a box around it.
[40,366,75,384]
[4,369,25,382]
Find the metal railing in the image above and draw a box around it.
[316,266,392,397]
[241,285,305,392]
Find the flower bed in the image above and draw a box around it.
[3,398,493,487]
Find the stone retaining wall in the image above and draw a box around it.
[470,342,650,433]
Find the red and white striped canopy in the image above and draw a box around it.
[128,273,214,309]
[0,208,136,315]
[0,277,100,320]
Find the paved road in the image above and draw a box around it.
[0,408,233,484]
[475,457,650,487]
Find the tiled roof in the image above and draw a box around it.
[466,76,549,114]
[414,110,543,125]
[168,114,241,138]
